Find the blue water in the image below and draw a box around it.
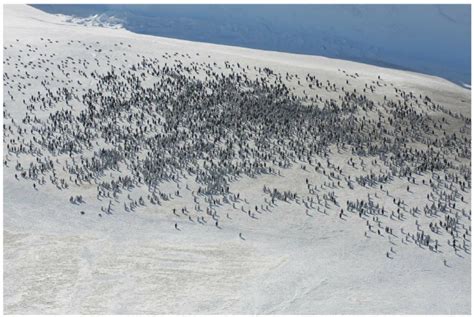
[31,4,471,86]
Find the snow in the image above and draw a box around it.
[3,4,471,314]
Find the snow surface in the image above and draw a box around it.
[3,4,471,314]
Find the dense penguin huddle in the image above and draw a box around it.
[3,37,471,264]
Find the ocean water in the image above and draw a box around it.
[31,4,471,86]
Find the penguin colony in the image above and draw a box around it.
[3,37,471,264]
